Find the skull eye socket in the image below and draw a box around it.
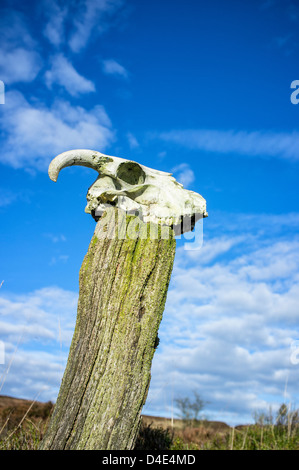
[116,162,146,186]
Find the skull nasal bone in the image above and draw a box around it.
[116,162,146,186]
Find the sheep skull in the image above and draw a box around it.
[48,149,208,234]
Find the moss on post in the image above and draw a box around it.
[40,208,176,450]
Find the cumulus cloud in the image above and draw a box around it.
[158,129,299,161]
[180,235,246,265]
[1,213,299,421]
[0,287,77,400]
[0,91,114,171]
[45,54,96,96]
[143,214,299,425]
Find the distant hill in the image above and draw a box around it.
[0,394,232,449]
[142,413,230,432]
[0,394,53,434]
[0,394,230,430]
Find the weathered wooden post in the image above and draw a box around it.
[40,149,207,450]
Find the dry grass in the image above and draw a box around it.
[0,395,53,449]
[141,414,231,450]
[1,395,299,450]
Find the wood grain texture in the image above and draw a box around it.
[40,208,176,450]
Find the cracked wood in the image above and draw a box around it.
[40,208,176,450]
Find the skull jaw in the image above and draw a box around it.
[84,165,208,235]
[86,197,206,236]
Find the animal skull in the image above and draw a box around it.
[48,149,208,234]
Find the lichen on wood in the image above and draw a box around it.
[40,207,176,450]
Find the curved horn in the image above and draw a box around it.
[48,149,111,182]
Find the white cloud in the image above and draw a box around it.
[102,59,129,79]
[143,215,299,424]
[69,0,124,53]
[43,0,67,47]
[45,54,96,96]
[0,286,78,400]
[1,210,299,424]
[0,12,42,84]
[159,129,299,161]
[237,240,299,282]
[0,48,42,84]
[0,91,115,171]
[41,0,125,53]
[211,210,299,229]
[0,349,65,402]
[182,235,245,264]
[170,238,299,324]
[172,163,195,188]
[2,286,75,323]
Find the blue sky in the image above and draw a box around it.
[0,0,299,426]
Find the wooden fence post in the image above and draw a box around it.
[40,208,176,450]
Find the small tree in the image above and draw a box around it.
[175,391,205,427]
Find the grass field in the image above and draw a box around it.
[0,395,298,450]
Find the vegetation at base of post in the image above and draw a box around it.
[1,397,299,450]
